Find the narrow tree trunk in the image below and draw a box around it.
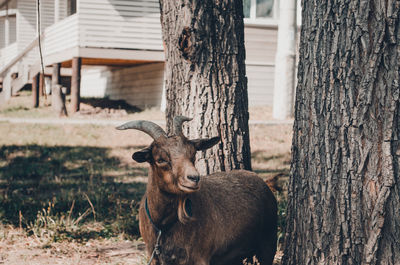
[159,0,251,174]
[283,0,400,264]
[52,63,67,116]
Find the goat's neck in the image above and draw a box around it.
[145,169,179,228]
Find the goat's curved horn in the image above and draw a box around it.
[173,116,193,136]
[116,120,167,140]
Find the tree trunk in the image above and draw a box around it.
[283,0,400,264]
[159,0,251,174]
[52,63,68,117]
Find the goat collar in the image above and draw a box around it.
[145,197,162,264]
[145,197,161,233]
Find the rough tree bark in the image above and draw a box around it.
[283,0,400,264]
[159,0,251,174]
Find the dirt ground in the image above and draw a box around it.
[0,226,147,265]
[0,227,283,265]
[0,93,291,264]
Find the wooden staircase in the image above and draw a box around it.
[0,38,40,97]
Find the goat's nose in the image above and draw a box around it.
[187,175,200,183]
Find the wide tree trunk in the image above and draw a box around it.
[159,0,251,174]
[283,0,400,264]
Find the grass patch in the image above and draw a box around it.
[0,145,146,243]
[276,190,288,251]
[0,123,291,250]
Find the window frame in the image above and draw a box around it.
[244,0,279,26]
[67,0,77,16]
[0,9,17,48]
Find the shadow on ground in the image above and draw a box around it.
[0,145,146,240]
[81,98,141,113]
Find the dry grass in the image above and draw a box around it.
[249,106,274,120]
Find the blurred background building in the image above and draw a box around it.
[0,0,299,118]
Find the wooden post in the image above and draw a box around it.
[71,57,81,112]
[52,63,61,91]
[32,74,39,108]
[52,63,68,116]
[272,0,297,120]
[39,73,44,96]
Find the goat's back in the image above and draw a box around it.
[191,170,277,264]
[197,170,277,224]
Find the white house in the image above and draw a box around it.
[0,0,289,111]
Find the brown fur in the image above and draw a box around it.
[265,174,283,193]
[134,136,277,265]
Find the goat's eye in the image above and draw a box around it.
[156,158,168,164]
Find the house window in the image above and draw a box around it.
[0,13,16,48]
[8,15,16,44]
[68,0,77,15]
[243,0,279,21]
[0,18,5,49]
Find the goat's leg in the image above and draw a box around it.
[254,243,276,265]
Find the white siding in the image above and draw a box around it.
[44,14,79,56]
[17,0,55,52]
[246,64,274,106]
[0,42,18,68]
[16,0,36,52]
[244,25,277,106]
[245,26,277,64]
[80,66,109,97]
[78,0,162,51]
[81,63,164,109]
[0,14,17,64]
[58,0,68,21]
[16,0,39,68]
[41,0,163,58]
[40,0,55,29]
[107,63,164,109]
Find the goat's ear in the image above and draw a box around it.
[132,146,152,163]
[191,136,220,151]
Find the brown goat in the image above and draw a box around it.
[117,117,277,265]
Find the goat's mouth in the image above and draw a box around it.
[178,182,200,192]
